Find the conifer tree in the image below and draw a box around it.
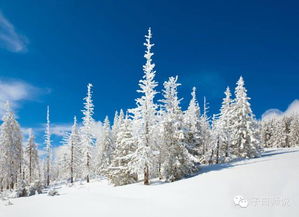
[45,106,51,186]
[184,87,202,158]
[129,28,158,185]
[200,97,212,157]
[61,116,83,183]
[290,115,299,147]
[280,116,292,148]
[107,117,138,186]
[112,110,124,144]
[209,114,222,164]
[230,76,260,158]
[159,76,194,181]
[0,102,23,190]
[261,118,276,148]
[219,87,233,159]
[81,83,96,183]
[96,116,113,174]
[25,129,39,184]
[208,87,234,163]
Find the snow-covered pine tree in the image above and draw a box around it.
[230,76,260,158]
[45,106,52,186]
[290,114,299,147]
[200,97,212,156]
[61,116,83,183]
[111,111,119,147]
[280,116,292,148]
[268,117,283,148]
[129,28,159,185]
[111,110,124,144]
[107,117,138,186]
[155,108,164,179]
[261,118,276,148]
[208,114,222,164]
[159,76,195,181]
[96,116,113,175]
[71,116,83,181]
[55,146,69,181]
[208,88,234,165]
[81,83,96,183]
[184,87,202,158]
[0,101,23,190]
[25,129,39,184]
[215,87,234,162]
[38,159,45,186]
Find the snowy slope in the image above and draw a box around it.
[1,148,298,217]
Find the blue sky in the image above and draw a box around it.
[0,0,298,148]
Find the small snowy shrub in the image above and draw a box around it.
[47,188,59,196]
[28,181,43,196]
[16,180,28,197]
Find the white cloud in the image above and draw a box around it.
[0,12,28,53]
[31,123,73,138]
[0,79,48,116]
[262,100,299,120]
[50,123,72,137]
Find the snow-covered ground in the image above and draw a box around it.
[1,148,298,217]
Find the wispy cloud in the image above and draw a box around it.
[50,123,72,137]
[262,100,299,120]
[0,11,28,53]
[29,123,73,138]
[0,79,50,116]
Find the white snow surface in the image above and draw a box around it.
[1,148,299,217]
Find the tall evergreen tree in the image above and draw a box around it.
[96,116,113,175]
[209,87,234,163]
[61,116,83,183]
[184,87,202,158]
[290,115,299,147]
[129,28,158,185]
[200,97,212,156]
[0,102,23,190]
[261,118,276,148]
[159,76,194,181]
[230,76,260,158]
[25,129,39,184]
[111,110,124,143]
[209,114,222,164]
[107,117,138,186]
[45,106,51,186]
[280,116,292,148]
[81,83,95,183]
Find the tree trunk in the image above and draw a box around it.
[158,151,162,180]
[144,164,149,185]
[86,152,90,183]
[70,142,74,184]
[225,141,229,158]
[46,157,50,186]
[29,148,32,183]
[216,139,219,164]
[10,181,14,190]
[209,150,214,165]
